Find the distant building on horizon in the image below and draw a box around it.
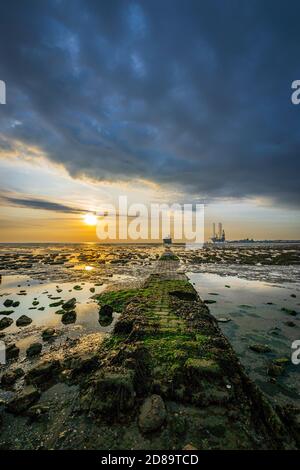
[211,222,225,243]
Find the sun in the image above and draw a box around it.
[83,213,97,226]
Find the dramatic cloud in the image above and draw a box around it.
[0,0,300,206]
[0,194,82,214]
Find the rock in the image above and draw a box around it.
[6,343,20,360]
[249,344,271,353]
[90,287,95,293]
[285,321,296,327]
[6,385,41,414]
[26,342,42,357]
[61,310,76,324]
[16,315,32,327]
[204,299,216,304]
[0,317,13,330]
[217,317,231,323]
[183,443,198,450]
[62,298,76,310]
[273,357,289,366]
[49,300,64,307]
[26,359,61,388]
[26,403,50,420]
[73,285,82,291]
[0,310,14,315]
[69,352,98,374]
[138,395,166,433]
[268,363,284,378]
[42,327,56,341]
[281,307,298,316]
[12,301,20,308]
[99,304,113,317]
[1,368,24,387]
[3,299,13,307]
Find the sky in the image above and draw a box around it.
[0,0,300,242]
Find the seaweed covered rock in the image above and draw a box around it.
[98,304,114,327]
[0,317,13,330]
[61,310,76,325]
[16,315,32,327]
[1,368,24,387]
[249,344,272,354]
[6,343,20,360]
[99,304,113,317]
[6,385,40,414]
[26,359,61,389]
[62,298,76,310]
[26,342,42,358]
[138,394,166,433]
[42,327,56,341]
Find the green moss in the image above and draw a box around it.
[101,334,127,351]
[96,288,152,312]
[185,358,221,377]
[160,253,179,261]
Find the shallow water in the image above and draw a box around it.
[188,271,300,406]
[0,274,107,332]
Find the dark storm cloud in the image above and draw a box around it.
[0,0,300,206]
[1,195,82,214]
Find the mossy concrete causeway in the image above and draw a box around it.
[79,253,299,449]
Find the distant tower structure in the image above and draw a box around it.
[211,222,226,243]
[218,222,222,239]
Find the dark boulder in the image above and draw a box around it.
[138,395,166,433]
[6,385,41,414]
[16,315,32,327]
[61,310,76,325]
[25,359,61,389]
[6,343,20,360]
[62,298,76,310]
[99,304,113,317]
[1,368,24,387]
[26,342,42,358]
[42,327,56,341]
[0,317,13,330]
[249,344,272,354]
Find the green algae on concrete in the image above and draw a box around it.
[76,254,300,449]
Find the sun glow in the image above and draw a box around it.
[83,213,97,226]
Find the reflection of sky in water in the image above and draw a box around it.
[188,272,300,406]
[0,274,108,333]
